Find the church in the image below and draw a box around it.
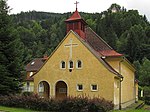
[27,4,138,109]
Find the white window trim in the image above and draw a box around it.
[68,60,74,69]
[60,61,66,69]
[77,84,83,91]
[91,84,98,91]
[76,60,83,69]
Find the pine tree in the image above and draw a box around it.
[0,0,24,95]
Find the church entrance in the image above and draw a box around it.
[38,81,50,98]
[55,81,67,99]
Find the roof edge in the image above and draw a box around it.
[73,31,123,78]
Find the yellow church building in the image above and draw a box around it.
[31,7,138,109]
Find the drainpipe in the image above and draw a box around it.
[119,59,124,110]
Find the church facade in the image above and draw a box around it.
[32,8,138,109]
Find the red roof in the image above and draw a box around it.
[85,27,123,57]
[65,10,82,21]
[99,50,123,57]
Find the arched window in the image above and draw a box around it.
[69,60,73,69]
[60,61,66,69]
[77,60,82,69]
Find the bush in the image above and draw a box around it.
[22,92,33,96]
[0,94,114,112]
[143,86,150,105]
[145,95,150,105]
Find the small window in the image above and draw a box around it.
[91,84,98,91]
[30,72,33,76]
[77,60,82,69]
[31,61,35,65]
[60,61,66,69]
[77,84,83,91]
[69,60,73,69]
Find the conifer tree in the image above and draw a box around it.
[0,0,24,95]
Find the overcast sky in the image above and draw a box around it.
[8,0,150,21]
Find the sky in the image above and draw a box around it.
[8,0,150,21]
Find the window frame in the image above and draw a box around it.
[68,60,74,69]
[60,61,66,69]
[76,60,82,69]
[77,84,83,91]
[91,84,98,91]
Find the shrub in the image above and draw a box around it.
[145,95,150,105]
[0,94,114,111]
[143,86,150,105]
[22,92,33,96]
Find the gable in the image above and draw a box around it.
[33,30,121,79]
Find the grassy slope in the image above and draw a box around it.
[0,106,36,112]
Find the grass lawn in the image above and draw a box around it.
[113,110,150,112]
[0,106,37,112]
[113,100,150,112]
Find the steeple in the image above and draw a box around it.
[65,1,87,39]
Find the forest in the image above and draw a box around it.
[0,0,150,95]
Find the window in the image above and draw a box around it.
[27,82,30,91]
[31,61,35,65]
[91,84,98,91]
[76,60,82,69]
[39,82,44,92]
[60,61,66,69]
[69,60,73,69]
[30,72,33,76]
[77,84,83,91]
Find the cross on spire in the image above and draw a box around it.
[74,1,79,10]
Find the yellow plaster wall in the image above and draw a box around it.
[114,78,119,105]
[33,31,116,101]
[106,57,136,107]
[135,83,138,101]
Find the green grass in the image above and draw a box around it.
[113,104,150,112]
[0,106,37,112]
[113,110,150,112]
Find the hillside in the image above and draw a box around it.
[11,4,150,65]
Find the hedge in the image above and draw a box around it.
[0,94,114,112]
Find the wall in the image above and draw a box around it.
[106,57,136,108]
[33,31,116,102]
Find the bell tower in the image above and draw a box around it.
[65,1,87,39]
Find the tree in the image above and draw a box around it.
[125,25,146,62]
[139,58,150,86]
[0,0,24,95]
